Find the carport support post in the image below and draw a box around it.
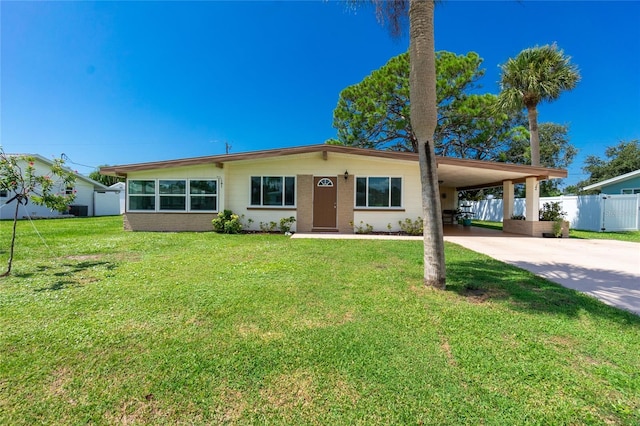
[503,180,514,221]
[525,176,539,223]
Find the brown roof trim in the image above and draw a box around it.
[437,156,567,179]
[100,144,416,175]
[100,144,567,179]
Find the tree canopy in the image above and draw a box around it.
[329,50,527,161]
[89,167,123,187]
[497,44,580,166]
[500,123,577,196]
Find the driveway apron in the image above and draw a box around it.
[444,233,640,316]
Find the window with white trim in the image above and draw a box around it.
[355,177,402,208]
[190,180,217,211]
[127,179,217,212]
[128,180,156,211]
[621,188,640,194]
[250,176,295,207]
[159,180,186,211]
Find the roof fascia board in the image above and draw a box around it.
[583,169,640,190]
[99,144,567,180]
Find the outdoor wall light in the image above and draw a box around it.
[344,170,349,180]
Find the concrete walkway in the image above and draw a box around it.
[293,229,640,315]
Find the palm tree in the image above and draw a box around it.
[408,1,445,289]
[369,0,445,288]
[497,44,580,166]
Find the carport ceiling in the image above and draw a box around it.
[436,157,567,190]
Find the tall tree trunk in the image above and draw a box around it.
[409,0,446,289]
[1,200,21,277]
[527,105,540,166]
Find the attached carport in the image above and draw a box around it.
[434,156,567,236]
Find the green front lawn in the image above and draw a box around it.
[1,216,639,424]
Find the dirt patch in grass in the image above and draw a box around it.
[408,284,441,296]
[213,385,247,423]
[461,287,508,304]
[49,367,72,398]
[440,337,457,366]
[547,335,578,348]
[63,252,141,263]
[332,377,360,407]
[236,323,285,342]
[298,311,355,330]
[63,254,102,261]
[113,252,142,262]
[261,370,316,411]
[104,397,199,425]
[104,398,161,425]
[463,288,489,303]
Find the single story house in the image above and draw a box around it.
[1,154,121,219]
[100,144,567,235]
[582,169,640,194]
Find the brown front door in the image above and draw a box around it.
[313,177,337,229]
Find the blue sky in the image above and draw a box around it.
[2,1,639,186]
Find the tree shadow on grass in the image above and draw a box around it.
[35,279,78,292]
[446,258,640,325]
[31,260,118,292]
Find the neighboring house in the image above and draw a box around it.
[582,169,640,194]
[100,144,567,234]
[0,154,120,219]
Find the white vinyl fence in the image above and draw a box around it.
[468,194,640,232]
[94,191,122,216]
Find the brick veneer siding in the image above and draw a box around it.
[123,213,216,232]
[503,219,569,237]
[296,175,313,232]
[337,175,355,233]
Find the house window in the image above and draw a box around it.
[356,177,402,208]
[189,180,217,211]
[128,180,156,211]
[127,179,218,212]
[65,186,74,195]
[251,176,295,207]
[159,180,186,211]
[621,188,640,194]
[0,190,7,198]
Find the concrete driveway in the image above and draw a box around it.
[444,232,640,316]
